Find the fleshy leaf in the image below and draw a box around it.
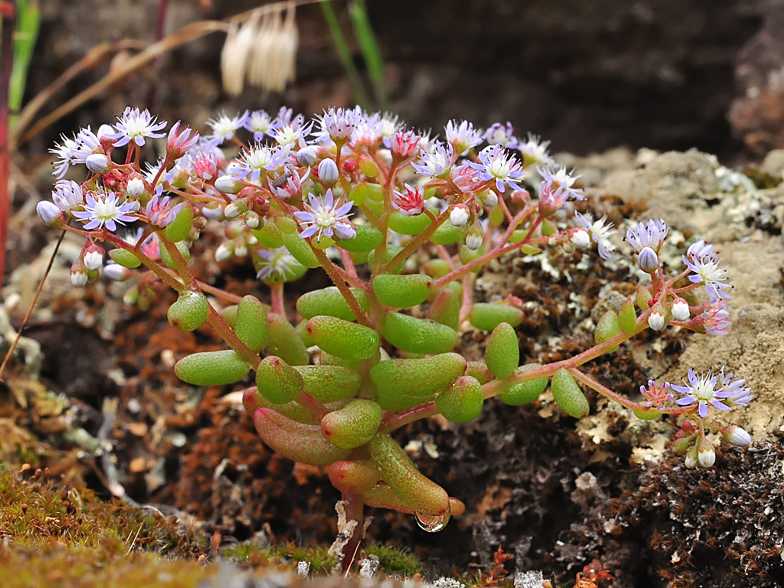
[468,303,524,331]
[594,309,621,353]
[255,355,304,404]
[497,364,549,406]
[371,353,466,411]
[174,350,250,386]
[320,399,383,449]
[267,313,310,366]
[235,295,270,353]
[307,316,380,361]
[435,376,484,422]
[618,298,637,334]
[293,365,362,403]
[551,368,590,418]
[328,460,381,494]
[484,322,519,379]
[253,408,350,465]
[167,290,209,332]
[369,434,450,516]
[382,312,457,355]
[372,274,433,308]
[297,286,370,321]
[164,204,193,243]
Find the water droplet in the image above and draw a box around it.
[415,509,451,533]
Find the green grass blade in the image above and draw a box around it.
[320,1,371,108]
[10,0,40,118]
[347,0,387,110]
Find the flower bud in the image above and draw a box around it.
[318,158,339,186]
[97,124,114,140]
[83,249,103,271]
[245,211,260,229]
[450,204,469,227]
[571,229,590,249]
[215,175,241,194]
[648,310,666,331]
[36,201,63,227]
[215,243,232,262]
[297,146,318,166]
[70,261,88,288]
[126,177,146,198]
[224,199,247,219]
[684,446,698,469]
[85,153,110,174]
[234,244,248,257]
[723,426,751,447]
[465,222,483,251]
[698,440,716,467]
[672,298,690,321]
[638,246,659,272]
[202,205,224,220]
[103,263,128,281]
[480,190,499,208]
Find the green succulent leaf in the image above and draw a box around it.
[253,408,350,465]
[235,295,270,353]
[372,274,433,308]
[108,248,142,269]
[435,376,484,422]
[174,350,250,386]
[497,364,549,406]
[307,315,380,361]
[618,298,637,334]
[255,355,304,404]
[371,353,467,411]
[382,312,457,355]
[369,434,450,516]
[328,460,381,494]
[551,368,590,418]
[267,313,310,366]
[320,399,383,449]
[164,204,193,243]
[297,286,370,321]
[484,322,519,379]
[468,302,524,331]
[167,290,209,332]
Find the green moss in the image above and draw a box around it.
[364,543,422,576]
[0,468,206,558]
[0,547,208,588]
[222,543,338,574]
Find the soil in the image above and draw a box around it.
[4,2,784,587]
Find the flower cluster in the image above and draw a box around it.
[37,105,754,546]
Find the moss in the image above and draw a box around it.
[222,543,338,574]
[364,543,422,576]
[0,547,208,588]
[0,467,207,558]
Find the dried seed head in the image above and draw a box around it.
[221,5,298,96]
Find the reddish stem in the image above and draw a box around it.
[270,282,285,315]
[0,1,16,284]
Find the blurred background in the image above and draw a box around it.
[19,0,784,165]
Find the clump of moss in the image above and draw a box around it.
[0,467,207,558]
[364,543,423,576]
[0,466,213,587]
[222,543,338,574]
[742,167,782,190]
[0,547,208,588]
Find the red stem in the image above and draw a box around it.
[0,1,16,284]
